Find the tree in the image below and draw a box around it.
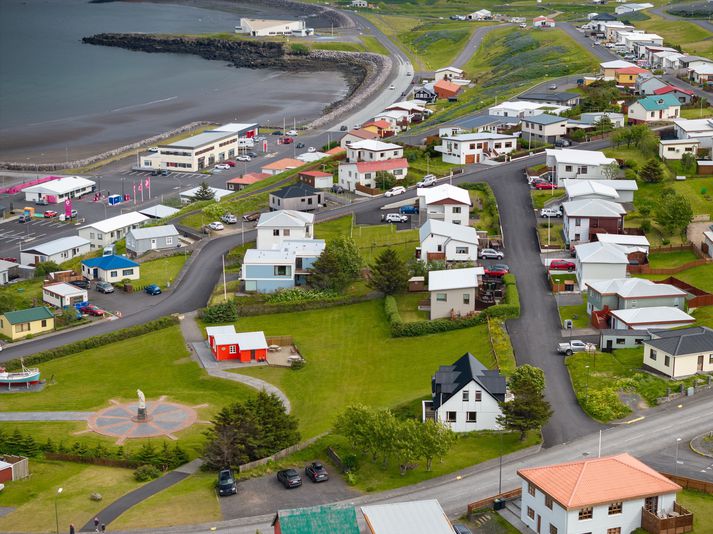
[375,170,396,191]
[34,261,61,277]
[334,404,380,460]
[638,158,664,183]
[417,420,455,471]
[654,192,693,238]
[310,237,362,292]
[393,419,420,475]
[244,391,300,459]
[595,115,613,135]
[497,365,553,440]
[601,161,620,180]
[680,152,697,174]
[192,181,215,201]
[508,365,546,395]
[368,248,409,295]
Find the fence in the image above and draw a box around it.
[238,433,326,473]
[45,452,140,469]
[655,377,713,405]
[656,277,713,308]
[661,473,713,495]
[467,488,522,514]
[266,335,293,346]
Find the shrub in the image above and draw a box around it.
[290,359,305,370]
[202,300,238,323]
[34,261,62,277]
[265,288,338,304]
[640,219,652,232]
[134,464,162,482]
[585,388,630,421]
[342,454,359,473]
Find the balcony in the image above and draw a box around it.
[641,502,693,534]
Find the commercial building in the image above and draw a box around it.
[22,176,95,204]
[236,18,312,37]
[78,212,150,249]
[19,236,91,266]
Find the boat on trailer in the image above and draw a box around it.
[0,359,40,389]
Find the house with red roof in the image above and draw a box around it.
[226,172,270,191]
[533,16,555,28]
[261,158,304,176]
[362,120,396,138]
[433,79,461,100]
[518,453,692,534]
[653,85,695,105]
[615,66,650,87]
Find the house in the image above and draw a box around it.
[81,255,140,283]
[600,329,652,351]
[519,92,581,107]
[241,239,325,293]
[205,325,268,362]
[434,66,464,83]
[618,32,663,53]
[237,18,311,37]
[579,112,626,129]
[42,282,88,308]
[337,158,409,192]
[489,100,569,118]
[261,158,304,176]
[521,114,568,145]
[272,504,359,534]
[126,225,180,258]
[0,456,29,483]
[614,66,650,87]
[688,63,713,84]
[256,210,314,250]
[635,74,669,95]
[418,219,479,263]
[704,229,713,257]
[673,118,713,149]
[339,128,380,148]
[138,204,180,219]
[384,100,432,120]
[575,241,629,290]
[0,260,18,285]
[594,233,649,255]
[628,94,681,123]
[659,138,700,160]
[652,85,695,105]
[518,453,687,534]
[428,267,484,320]
[373,110,409,131]
[546,149,618,186]
[325,146,346,157]
[0,307,55,341]
[435,132,517,164]
[564,180,620,202]
[346,139,403,163]
[22,176,95,204]
[361,500,456,534]
[600,60,638,78]
[467,9,492,20]
[610,307,695,330]
[414,84,437,104]
[643,326,713,378]
[433,79,461,99]
[425,352,505,432]
[78,212,150,249]
[298,170,333,189]
[562,199,626,245]
[19,236,91,267]
[269,182,324,212]
[417,183,472,225]
[351,0,367,7]
[586,278,687,315]
[296,151,328,164]
[533,16,556,28]
[362,120,397,138]
[179,185,233,204]
[226,172,270,191]
[615,2,654,14]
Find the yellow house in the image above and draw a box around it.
[614,66,649,87]
[0,306,55,341]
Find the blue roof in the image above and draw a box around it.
[82,255,139,270]
[635,94,680,111]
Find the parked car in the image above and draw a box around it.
[34,198,48,206]
[217,469,237,496]
[247,151,258,158]
[340,125,348,131]
[43,210,58,218]
[307,146,317,153]
[533,181,557,190]
[224,160,236,167]
[399,205,419,214]
[549,259,576,272]
[331,184,344,194]
[384,186,406,197]
[388,84,395,90]
[296,142,305,149]
[221,213,238,224]
[417,174,437,187]
[235,155,251,162]
[540,207,562,218]
[242,211,261,222]
[480,248,504,260]
[277,468,302,489]
[18,215,30,223]
[0,257,18,263]
[519,22,527,28]
[271,130,283,135]
[484,264,510,277]
[286,129,298,136]
[554,138,571,148]
[549,83,558,90]
[254,136,266,142]
[280,137,294,144]
[70,279,90,289]
[453,525,474,534]
[384,212,408,223]
[95,281,114,294]
[557,340,593,355]
[208,221,224,231]
[214,163,231,170]
[305,462,329,482]
[148,146,159,152]
[79,304,105,316]
[145,284,162,296]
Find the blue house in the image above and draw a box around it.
[241,239,325,293]
[81,255,140,283]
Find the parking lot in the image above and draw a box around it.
[89,283,171,316]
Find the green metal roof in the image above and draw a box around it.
[274,504,359,534]
[2,306,54,325]
[635,94,681,111]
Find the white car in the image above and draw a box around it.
[540,207,562,218]
[388,84,395,90]
[417,174,437,187]
[208,221,224,231]
[384,186,406,197]
[235,155,251,162]
[147,147,159,153]
[307,146,317,153]
[480,248,504,260]
[385,213,408,223]
[557,340,593,355]
[286,130,298,136]
[221,214,238,224]
[214,164,231,170]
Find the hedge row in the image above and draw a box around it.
[237,293,377,317]
[386,274,520,338]
[4,315,179,371]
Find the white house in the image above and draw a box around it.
[533,16,555,28]
[575,241,629,290]
[658,138,700,160]
[78,212,150,249]
[126,225,181,258]
[562,179,637,203]
[489,100,569,118]
[628,94,681,123]
[339,128,380,148]
[22,176,95,204]
[337,158,409,192]
[579,112,626,129]
[428,267,484,320]
[610,307,695,330]
[434,66,464,82]
[345,139,403,163]
[673,118,713,149]
[351,0,367,7]
[42,282,88,308]
[594,233,649,255]
[519,453,684,534]
[19,236,91,266]
[256,210,314,250]
[689,63,713,84]
[562,199,626,245]
[521,114,568,145]
[586,278,687,315]
[417,184,472,225]
[546,149,618,186]
[418,219,479,263]
[179,185,232,204]
[468,9,492,20]
[435,132,517,164]
[425,353,505,432]
[615,2,654,14]
[644,326,713,378]
[81,255,141,283]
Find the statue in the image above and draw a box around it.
[136,389,147,421]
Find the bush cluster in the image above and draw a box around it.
[201,300,238,323]
[134,464,162,482]
[265,288,339,304]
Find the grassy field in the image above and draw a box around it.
[636,13,713,59]
[231,299,496,437]
[639,263,713,293]
[558,295,589,329]
[393,291,429,322]
[647,249,700,269]
[399,21,481,70]
[531,189,565,209]
[0,277,44,315]
[678,489,713,534]
[310,36,390,56]
[135,254,188,288]
[537,222,565,249]
[680,106,713,119]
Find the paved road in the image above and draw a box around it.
[0,411,92,421]
[451,23,510,69]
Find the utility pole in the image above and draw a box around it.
[222,254,227,302]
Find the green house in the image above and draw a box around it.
[272,504,359,534]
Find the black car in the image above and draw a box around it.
[340,125,348,131]
[277,468,302,489]
[296,142,305,149]
[247,151,258,158]
[70,278,90,289]
[217,468,237,496]
[305,462,329,483]
[272,130,283,135]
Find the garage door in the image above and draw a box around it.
[465,154,475,164]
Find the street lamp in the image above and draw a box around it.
[54,487,63,534]
[675,437,683,474]
[584,365,590,405]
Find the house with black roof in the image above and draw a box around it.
[519,91,581,107]
[423,352,506,432]
[269,182,324,212]
[643,326,713,379]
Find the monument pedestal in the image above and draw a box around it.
[137,407,147,421]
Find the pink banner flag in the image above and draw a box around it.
[64,198,72,219]
[133,182,136,205]
[145,177,151,198]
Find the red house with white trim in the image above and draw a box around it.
[206,325,268,362]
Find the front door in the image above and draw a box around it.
[606,339,613,351]
[465,154,475,164]
[150,239,157,250]
[698,355,704,371]
[537,515,541,533]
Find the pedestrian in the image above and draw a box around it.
[93,517,99,530]
[101,524,106,533]
[69,524,75,534]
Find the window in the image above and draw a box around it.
[608,502,623,515]
[283,229,290,236]
[166,237,173,245]
[549,525,558,534]
[665,355,671,367]
[273,229,279,236]
[456,247,469,254]
[436,293,447,302]
[446,411,456,422]
[463,293,471,305]
[574,218,581,227]
[565,165,573,172]
[466,411,477,422]
[616,338,625,345]
[545,495,553,509]
[41,320,47,327]
[90,232,95,239]
[17,322,31,332]
[475,390,482,401]
[228,345,236,354]
[527,507,535,519]
[578,507,593,520]
[650,349,657,361]
[462,390,469,402]
[607,529,621,534]
[274,266,290,276]
[709,355,713,364]
[453,206,462,214]
[110,271,117,278]
[122,269,134,276]
[528,483,535,497]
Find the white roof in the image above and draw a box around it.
[257,210,314,228]
[610,307,694,325]
[80,211,149,234]
[417,184,471,206]
[139,204,180,219]
[180,186,232,202]
[361,500,455,534]
[691,64,713,75]
[622,32,662,42]
[436,66,464,74]
[211,123,258,133]
[348,139,402,151]
[490,100,547,112]
[128,224,179,240]
[595,233,650,247]
[43,282,86,297]
[244,239,325,264]
[206,325,237,338]
[441,132,516,142]
[296,152,328,162]
[385,100,428,113]
[601,60,637,69]
[565,180,619,200]
[212,330,268,350]
[23,176,95,195]
[0,259,18,271]
[703,230,713,243]
[546,148,617,166]
[672,118,713,135]
[429,267,484,291]
[376,110,408,120]
[419,219,478,244]
[562,179,638,192]
[22,236,90,256]
[660,138,700,146]
[586,278,686,298]
[0,460,12,470]
[563,198,626,218]
[575,241,629,264]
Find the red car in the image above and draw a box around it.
[484,264,510,277]
[549,259,576,272]
[224,161,236,167]
[280,137,294,144]
[44,210,58,218]
[80,304,105,316]
[533,181,557,190]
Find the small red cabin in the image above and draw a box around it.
[206,326,268,362]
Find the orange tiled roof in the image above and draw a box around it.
[326,146,347,155]
[227,172,270,185]
[616,66,649,75]
[261,158,304,171]
[364,120,393,130]
[518,453,681,510]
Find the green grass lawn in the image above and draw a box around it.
[638,264,713,293]
[647,249,700,269]
[398,21,483,70]
[393,291,429,322]
[231,300,496,437]
[135,254,188,288]
[558,295,589,329]
[531,189,565,209]
[637,13,713,59]
[692,306,713,328]
[680,107,713,119]
[537,222,564,249]
[0,277,44,315]
[469,187,500,236]
[678,489,713,534]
